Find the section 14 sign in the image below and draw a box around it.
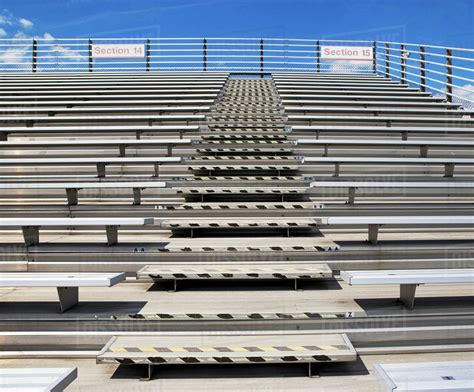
[92,44,145,58]
[321,45,373,61]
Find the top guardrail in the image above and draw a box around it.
[0,38,472,108]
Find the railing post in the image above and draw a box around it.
[384,43,390,78]
[32,39,37,73]
[446,48,453,102]
[316,40,321,73]
[146,39,151,72]
[420,46,426,92]
[372,41,377,74]
[203,38,207,72]
[400,44,406,83]
[260,38,264,78]
[88,39,93,72]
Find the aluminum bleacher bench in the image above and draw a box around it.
[290,125,474,140]
[310,181,474,204]
[0,106,210,115]
[3,88,222,95]
[0,114,205,126]
[0,217,154,246]
[279,93,449,102]
[282,99,461,108]
[96,333,357,380]
[0,99,215,107]
[303,157,474,177]
[0,83,225,91]
[341,269,474,309]
[0,367,77,391]
[285,107,472,116]
[0,79,227,87]
[0,125,200,140]
[296,139,474,158]
[0,139,195,157]
[0,273,125,312]
[373,361,474,391]
[316,216,474,245]
[0,94,219,101]
[137,262,332,291]
[0,157,181,177]
[0,181,167,205]
[288,115,474,126]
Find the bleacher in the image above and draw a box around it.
[0,48,473,389]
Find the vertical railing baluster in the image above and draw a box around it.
[385,43,390,78]
[316,40,321,73]
[372,41,377,74]
[203,38,207,72]
[420,46,426,92]
[446,48,453,102]
[88,39,93,72]
[32,39,37,73]
[146,39,151,72]
[400,43,406,83]
[260,38,264,78]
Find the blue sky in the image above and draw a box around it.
[0,0,472,47]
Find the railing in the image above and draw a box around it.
[0,37,472,108]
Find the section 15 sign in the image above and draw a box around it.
[321,46,373,61]
[92,44,145,58]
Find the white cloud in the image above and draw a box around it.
[0,14,12,26]
[18,18,33,29]
[0,28,6,37]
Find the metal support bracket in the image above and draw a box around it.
[132,188,142,205]
[333,162,340,177]
[444,163,455,177]
[65,188,79,206]
[419,145,428,158]
[347,187,356,204]
[57,286,79,312]
[399,284,417,309]
[368,224,379,245]
[96,163,106,178]
[22,226,39,246]
[105,225,118,246]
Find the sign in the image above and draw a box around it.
[91,44,145,59]
[321,45,373,61]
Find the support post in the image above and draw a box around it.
[400,44,406,83]
[372,41,377,74]
[65,188,79,206]
[153,163,160,177]
[96,163,106,178]
[368,224,379,245]
[132,188,142,205]
[333,162,340,177]
[323,144,328,157]
[260,38,264,78]
[316,40,320,73]
[57,287,79,312]
[399,284,417,309]
[420,46,426,92]
[88,39,93,72]
[0,132,7,141]
[140,364,155,381]
[419,145,428,158]
[146,38,151,72]
[203,38,207,71]
[444,163,455,177]
[167,144,172,157]
[22,226,39,246]
[384,43,389,78]
[446,49,453,103]
[118,145,126,157]
[105,225,118,246]
[347,187,356,204]
[32,39,38,73]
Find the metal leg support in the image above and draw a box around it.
[105,225,118,246]
[66,188,78,206]
[57,287,79,312]
[368,224,379,245]
[399,284,417,309]
[22,226,39,246]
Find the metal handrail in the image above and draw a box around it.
[0,37,472,108]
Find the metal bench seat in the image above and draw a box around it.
[0,79,227,87]
[282,99,460,108]
[310,181,474,204]
[97,333,356,379]
[373,361,474,391]
[285,106,472,116]
[0,99,215,107]
[280,89,434,96]
[0,94,219,101]
[0,217,154,246]
[276,85,423,92]
[0,139,195,157]
[279,93,448,102]
[0,157,181,177]
[0,125,200,141]
[0,84,225,92]
[290,125,474,139]
[4,88,221,96]
[317,215,474,245]
[0,106,211,115]
[288,115,474,125]
[0,272,125,312]
[0,114,205,126]
[341,269,474,308]
[296,138,474,157]
[0,367,77,391]
[0,181,167,205]
[303,156,474,177]
[137,262,332,291]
